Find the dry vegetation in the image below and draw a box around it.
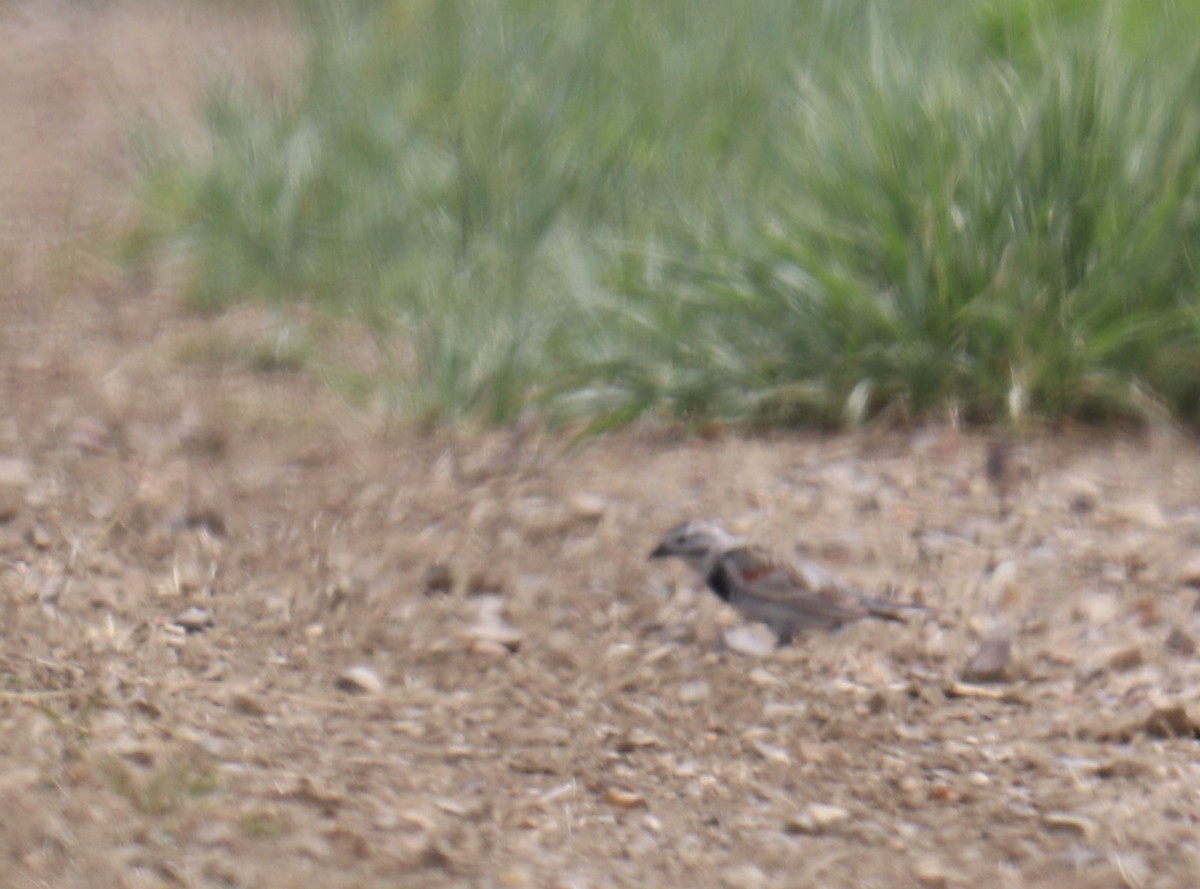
[2,4,1200,888]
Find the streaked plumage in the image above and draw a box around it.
[649,519,918,644]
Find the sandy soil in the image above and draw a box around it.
[2,4,1200,888]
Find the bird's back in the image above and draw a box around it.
[716,545,874,630]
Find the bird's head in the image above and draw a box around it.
[649,519,742,573]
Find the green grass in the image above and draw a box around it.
[100,756,221,815]
[126,0,1200,430]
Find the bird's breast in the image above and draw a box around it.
[704,563,735,602]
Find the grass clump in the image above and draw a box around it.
[591,11,1200,427]
[128,0,1200,430]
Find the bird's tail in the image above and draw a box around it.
[862,591,935,624]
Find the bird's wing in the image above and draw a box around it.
[721,546,870,622]
[793,556,922,622]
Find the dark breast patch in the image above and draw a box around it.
[705,563,735,602]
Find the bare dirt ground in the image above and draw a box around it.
[3,4,1200,888]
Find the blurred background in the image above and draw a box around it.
[104,0,1200,434]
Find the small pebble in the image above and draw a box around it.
[724,625,777,657]
[966,771,991,787]
[29,524,52,550]
[984,561,1020,610]
[335,665,386,695]
[174,606,215,633]
[785,803,851,834]
[423,564,454,595]
[1042,811,1099,841]
[961,633,1012,683]
[1166,627,1196,656]
[1176,555,1200,588]
[228,690,268,717]
[465,620,524,652]
[746,737,791,765]
[1144,705,1197,739]
[677,680,710,705]
[748,668,780,687]
[496,866,535,889]
[1109,499,1167,529]
[720,863,767,889]
[567,492,608,520]
[1107,646,1143,672]
[913,857,955,889]
[601,787,646,809]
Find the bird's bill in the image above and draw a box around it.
[648,543,671,559]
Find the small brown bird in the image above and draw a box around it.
[650,519,922,645]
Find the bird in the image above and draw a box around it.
[649,519,922,645]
